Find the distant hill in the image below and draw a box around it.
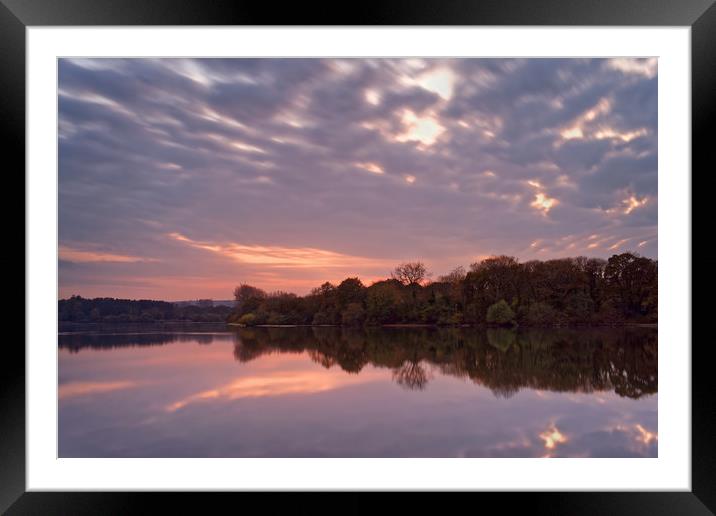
[59,296,234,323]
[173,299,235,307]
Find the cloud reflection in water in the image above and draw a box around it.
[59,326,657,458]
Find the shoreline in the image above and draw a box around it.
[226,322,657,329]
[60,321,657,329]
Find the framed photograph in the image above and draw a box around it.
[7,0,714,512]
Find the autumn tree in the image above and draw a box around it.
[365,280,403,324]
[342,302,366,326]
[392,262,429,286]
[486,299,516,325]
[438,266,466,284]
[336,277,366,308]
[603,252,658,318]
[233,284,267,315]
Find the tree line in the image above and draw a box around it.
[230,252,657,327]
[58,296,233,323]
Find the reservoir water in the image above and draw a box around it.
[58,325,657,458]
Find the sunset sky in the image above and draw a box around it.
[58,58,657,300]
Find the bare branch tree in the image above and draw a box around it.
[438,266,466,284]
[391,261,429,286]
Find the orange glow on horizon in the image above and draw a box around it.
[59,271,397,301]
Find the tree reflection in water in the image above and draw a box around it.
[392,360,432,390]
[59,326,657,399]
[230,326,657,398]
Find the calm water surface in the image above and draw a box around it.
[58,326,657,457]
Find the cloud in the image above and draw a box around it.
[59,245,157,264]
[168,232,392,269]
[58,58,657,299]
[606,58,657,79]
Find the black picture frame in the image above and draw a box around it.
[5,0,714,513]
